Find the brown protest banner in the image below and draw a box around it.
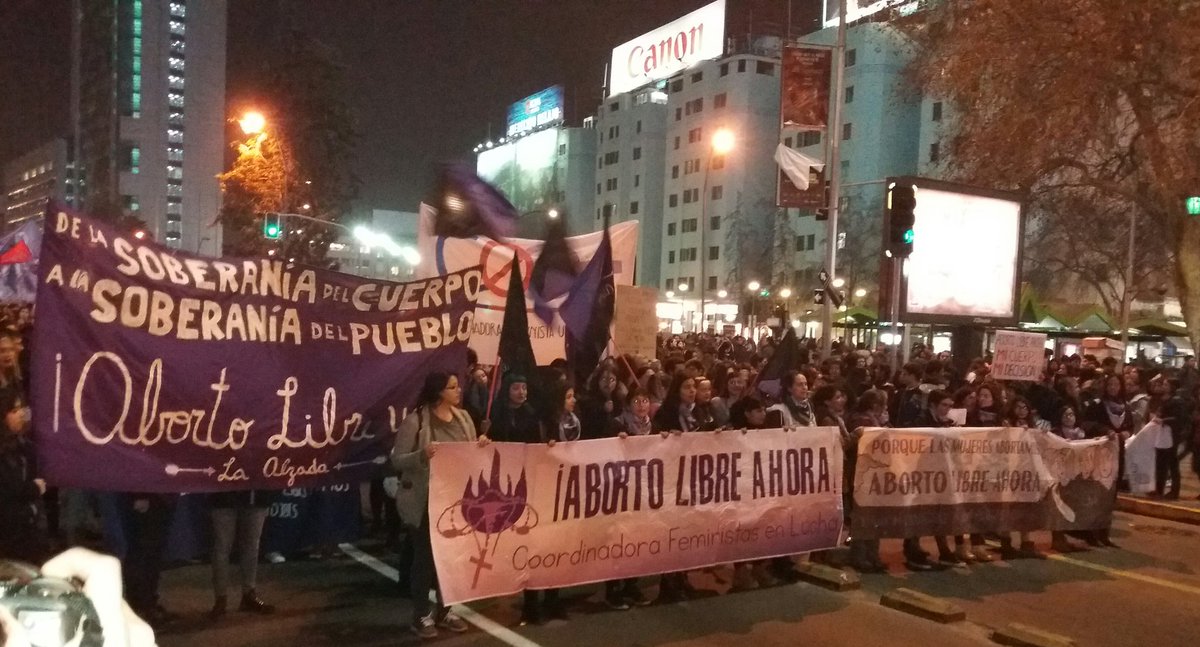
[851,427,1118,539]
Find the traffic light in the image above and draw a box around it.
[887,183,916,258]
[1187,196,1200,216]
[263,212,282,240]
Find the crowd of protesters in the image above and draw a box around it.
[389,329,1200,638]
[7,309,1200,640]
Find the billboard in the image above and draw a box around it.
[822,0,916,27]
[507,86,564,138]
[781,47,831,131]
[476,128,561,215]
[886,177,1023,325]
[609,0,726,97]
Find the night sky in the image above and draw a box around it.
[1,0,821,211]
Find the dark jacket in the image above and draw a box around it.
[0,438,40,533]
[489,402,543,443]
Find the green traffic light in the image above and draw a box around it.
[1187,196,1200,216]
[903,228,915,244]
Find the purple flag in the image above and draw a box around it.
[31,202,480,492]
[432,162,518,240]
[560,216,614,386]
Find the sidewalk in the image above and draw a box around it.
[1116,462,1200,525]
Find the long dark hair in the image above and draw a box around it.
[0,388,25,450]
[657,371,694,419]
[416,372,454,410]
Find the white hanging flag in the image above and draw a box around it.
[774,144,825,191]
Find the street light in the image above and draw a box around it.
[666,290,676,299]
[855,288,867,298]
[547,208,560,219]
[678,282,689,292]
[700,127,735,334]
[239,111,266,136]
[780,288,793,299]
[717,289,728,298]
[832,277,846,288]
[747,280,761,292]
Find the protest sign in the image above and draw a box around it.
[614,284,658,359]
[31,203,480,492]
[852,427,1118,538]
[991,330,1047,381]
[429,428,844,604]
[416,204,638,365]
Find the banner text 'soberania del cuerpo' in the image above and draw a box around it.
[31,203,480,492]
[852,427,1118,538]
[416,204,638,365]
[428,428,844,605]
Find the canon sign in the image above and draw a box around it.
[608,0,726,97]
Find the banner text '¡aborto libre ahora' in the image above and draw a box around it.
[552,447,835,522]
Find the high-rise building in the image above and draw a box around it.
[3,139,73,229]
[71,0,225,256]
[591,87,669,286]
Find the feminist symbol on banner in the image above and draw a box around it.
[437,451,539,587]
[479,241,534,298]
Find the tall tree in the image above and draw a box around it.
[900,1,1200,343]
[219,29,359,263]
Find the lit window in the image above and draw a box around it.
[169,2,186,17]
[169,21,186,35]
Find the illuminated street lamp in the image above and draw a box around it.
[832,277,846,288]
[747,280,761,292]
[717,289,728,298]
[547,208,560,219]
[239,111,266,136]
[678,282,690,292]
[854,288,867,298]
[780,288,793,299]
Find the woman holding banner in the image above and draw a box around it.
[1081,374,1130,547]
[391,372,484,640]
[652,372,706,602]
[601,388,656,607]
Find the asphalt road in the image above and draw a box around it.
[155,510,1200,647]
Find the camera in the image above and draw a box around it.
[0,561,102,647]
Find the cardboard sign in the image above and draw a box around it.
[614,284,659,359]
[992,330,1047,381]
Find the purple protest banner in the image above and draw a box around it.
[31,202,481,492]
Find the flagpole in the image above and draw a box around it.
[484,357,502,420]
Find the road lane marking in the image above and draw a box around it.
[338,543,544,647]
[1045,552,1200,596]
[978,539,1200,596]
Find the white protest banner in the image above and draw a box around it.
[614,284,659,359]
[416,204,639,365]
[991,330,1047,381]
[852,427,1118,538]
[429,428,844,605]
